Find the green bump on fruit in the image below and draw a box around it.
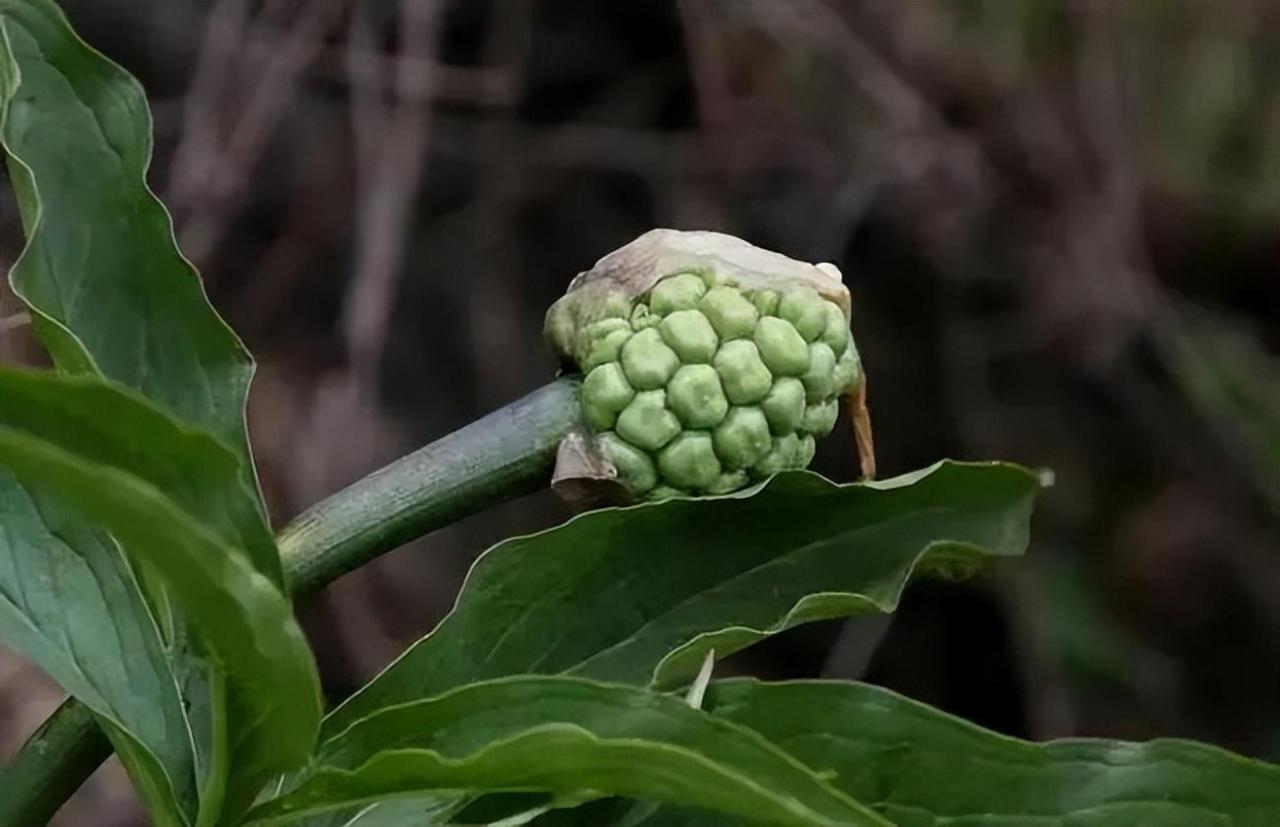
[650,273,707,315]
[582,328,633,372]
[616,390,681,451]
[600,293,633,320]
[754,316,810,376]
[582,362,635,423]
[582,401,615,432]
[589,316,631,337]
[760,376,805,435]
[598,431,657,494]
[708,470,749,495]
[778,287,828,342]
[699,286,759,340]
[713,406,772,470]
[695,269,720,289]
[713,339,773,404]
[751,289,779,316]
[832,343,862,394]
[659,309,719,363]
[796,434,816,467]
[801,342,836,401]
[753,433,800,478]
[620,327,680,390]
[820,302,849,356]
[649,485,684,501]
[666,364,728,428]
[631,302,659,331]
[802,398,839,438]
[658,432,722,490]
[578,316,627,355]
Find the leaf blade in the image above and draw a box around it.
[249,677,887,827]
[0,367,275,569]
[626,679,1280,826]
[0,1,296,820]
[0,414,321,817]
[325,461,1039,737]
[0,0,277,584]
[0,471,204,826]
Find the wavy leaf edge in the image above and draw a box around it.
[327,459,1041,736]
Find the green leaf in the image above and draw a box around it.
[625,679,1280,826]
[0,2,291,822]
[0,367,276,567]
[0,0,276,584]
[0,469,212,827]
[0,391,321,821]
[273,800,464,827]
[325,461,1040,737]
[247,677,887,827]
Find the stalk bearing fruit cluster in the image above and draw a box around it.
[546,230,873,501]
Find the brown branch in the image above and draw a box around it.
[341,0,442,383]
[168,0,348,268]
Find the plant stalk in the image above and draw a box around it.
[0,700,112,827]
[279,377,581,595]
[0,377,582,827]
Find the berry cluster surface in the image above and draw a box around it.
[571,271,861,498]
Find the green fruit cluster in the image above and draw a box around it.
[573,271,862,498]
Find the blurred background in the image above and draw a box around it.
[0,0,1278,823]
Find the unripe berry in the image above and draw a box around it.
[616,390,681,451]
[659,310,719,364]
[754,316,810,377]
[760,377,805,435]
[832,344,862,395]
[545,229,868,500]
[714,340,773,404]
[582,362,635,420]
[801,342,837,402]
[754,433,800,478]
[699,286,758,340]
[580,318,632,372]
[714,406,772,470]
[621,328,680,390]
[649,485,685,501]
[777,287,827,342]
[708,470,749,494]
[752,289,779,317]
[802,398,839,438]
[666,364,729,428]
[658,432,722,490]
[820,302,850,356]
[797,434,817,467]
[598,431,657,494]
[649,272,706,315]
[630,302,658,331]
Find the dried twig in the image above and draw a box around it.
[165,0,249,213]
[341,0,441,383]
[168,0,348,267]
[0,313,29,334]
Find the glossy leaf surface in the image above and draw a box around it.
[0,0,276,583]
[250,677,885,827]
[326,461,1040,737]
[0,2,293,822]
[0,415,320,816]
[601,680,1280,826]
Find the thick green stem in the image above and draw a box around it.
[279,377,581,595]
[0,377,582,827]
[0,700,112,827]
